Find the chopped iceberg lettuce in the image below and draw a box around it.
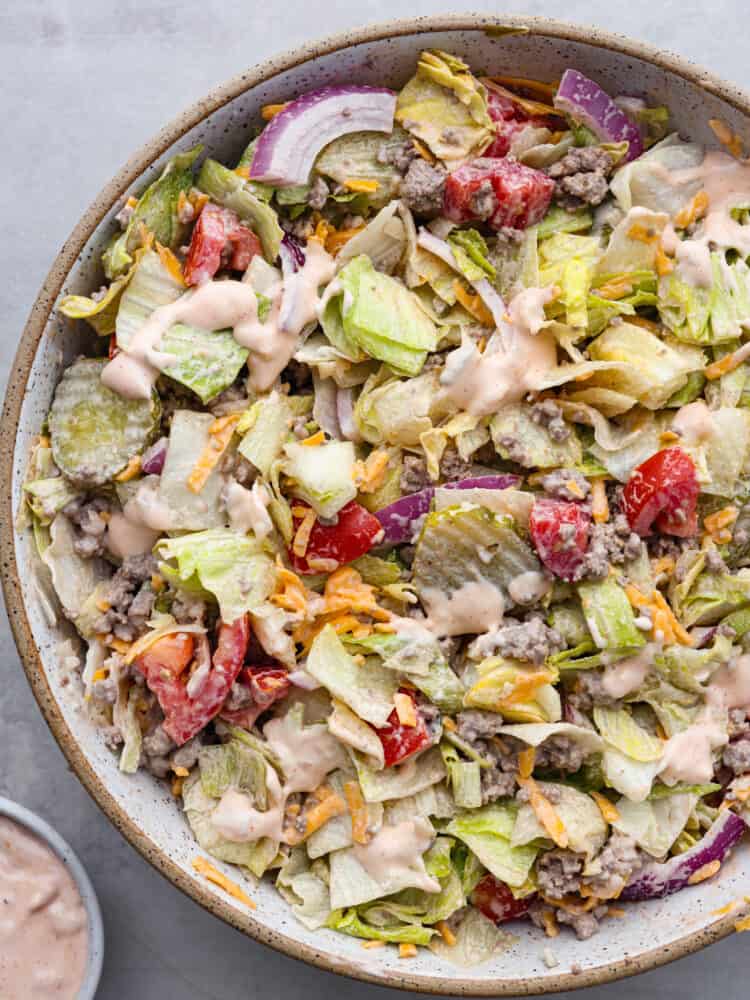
[351,747,446,803]
[612,792,696,857]
[395,50,493,162]
[490,402,582,468]
[159,324,248,403]
[283,439,356,519]
[354,368,449,446]
[592,707,664,762]
[577,577,646,654]
[447,803,538,887]
[157,411,227,529]
[115,248,183,348]
[322,255,438,376]
[156,529,276,623]
[306,626,399,728]
[237,392,293,477]
[511,783,607,856]
[103,146,202,279]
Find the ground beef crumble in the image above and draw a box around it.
[63,496,111,559]
[530,399,571,442]
[468,616,563,666]
[400,448,473,494]
[92,554,158,642]
[547,147,614,212]
[400,159,447,218]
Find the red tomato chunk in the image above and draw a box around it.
[529,498,591,582]
[622,447,699,538]
[137,616,250,746]
[472,873,533,923]
[220,666,291,730]
[183,203,261,286]
[289,500,384,575]
[374,690,439,767]
[443,158,554,231]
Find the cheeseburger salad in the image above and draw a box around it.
[22,51,750,962]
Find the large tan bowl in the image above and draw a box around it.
[3,14,750,995]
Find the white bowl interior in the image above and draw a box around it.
[11,23,750,992]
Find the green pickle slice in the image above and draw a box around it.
[49,358,161,486]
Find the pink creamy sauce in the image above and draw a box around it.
[101,240,334,400]
[439,286,558,416]
[0,817,88,999]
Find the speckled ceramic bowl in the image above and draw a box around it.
[3,14,750,995]
[0,797,104,999]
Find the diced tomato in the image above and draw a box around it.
[443,157,554,231]
[138,632,195,678]
[108,333,119,360]
[472,874,533,924]
[183,203,261,286]
[289,500,385,575]
[484,90,537,158]
[220,666,291,730]
[529,498,591,582]
[622,447,699,538]
[374,690,439,767]
[137,615,250,746]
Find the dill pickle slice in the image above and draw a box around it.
[49,358,161,486]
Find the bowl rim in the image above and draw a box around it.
[3,12,750,995]
[0,796,104,999]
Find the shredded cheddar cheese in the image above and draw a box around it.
[343,177,380,193]
[591,791,620,824]
[155,242,186,286]
[539,908,559,938]
[412,138,436,163]
[325,225,365,255]
[361,939,385,949]
[187,413,240,493]
[659,430,681,445]
[519,776,568,848]
[394,692,418,727]
[92,668,108,683]
[709,118,744,159]
[705,341,750,380]
[261,102,289,121]
[95,598,111,613]
[323,567,391,621]
[291,786,347,842]
[490,74,559,100]
[735,915,750,933]
[687,859,721,885]
[114,455,142,482]
[272,560,311,615]
[353,449,390,494]
[590,477,610,524]
[595,277,634,300]
[398,943,418,959]
[704,505,738,545]
[518,746,536,780]
[453,280,494,326]
[171,775,185,797]
[565,478,586,500]
[674,190,709,230]
[625,584,692,646]
[300,430,325,447]
[192,857,256,908]
[436,920,457,946]
[343,780,370,845]
[292,506,317,559]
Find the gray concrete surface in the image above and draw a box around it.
[1,1,748,996]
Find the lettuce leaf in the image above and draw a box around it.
[354,368,449,446]
[395,50,493,162]
[283,439,356,519]
[609,134,704,216]
[612,792,696,857]
[182,773,278,876]
[429,906,516,967]
[236,392,293,477]
[490,402,582,468]
[58,260,139,336]
[160,324,248,403]
[156,528,276,622]
[115,248,183,348]
[511,783,607,856]
[336,201,407,275]
[103,146,202,279]
[323,256,438,376]
[447,803,538,887]
[593,706,664,762]
[316,129,409,209]
[23,476,80,526]
[577,577,646,653]
[156,411,226,529]
[660,254,750,345]
[601,748,661,802]
[448,229,496,282]
[276,849,332,930]
[42,514,110,625]
[306,626,399,727]
[351,747,446,803]
[198,740,268,802]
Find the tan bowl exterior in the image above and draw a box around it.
[3,14,750,995]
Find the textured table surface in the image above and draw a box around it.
[1,1,747,997]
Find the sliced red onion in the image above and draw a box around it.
[280,233,305,275]
[250,86,397,187]
[554,69,643,162]
[336,387,361,443]
[376,474,520,546]
[416,229,509,330]
[140,437,167,475]
[621,810,746,901]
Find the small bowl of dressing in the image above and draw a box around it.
[0,797,104,999]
